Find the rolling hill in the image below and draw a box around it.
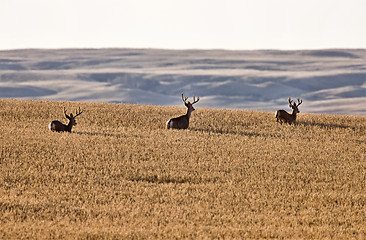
[0,48,365,115]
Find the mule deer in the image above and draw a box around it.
[167,94,200,129]
[49,107,84,132]
[275,98,302,124]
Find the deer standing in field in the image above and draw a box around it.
[167,94,200,129]
[48,107,84,132]
[275,98,302,125]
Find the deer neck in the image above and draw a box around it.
[66,120,74,132]
[186,107,193,120]
[291,109,297,120]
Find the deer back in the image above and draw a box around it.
[275,109,296,123]
[167,115,189,129]
[49,120,71,132]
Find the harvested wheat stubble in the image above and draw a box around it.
[0,99,365,239]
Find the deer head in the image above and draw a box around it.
[182,93,200,115]
[64,107,83,127]
[288,98,302,114]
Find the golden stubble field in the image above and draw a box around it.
[0,98,365,239]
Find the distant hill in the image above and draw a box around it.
[0,48,365,115]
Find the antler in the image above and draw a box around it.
[181,93,189,104]
[296,98,303,106]
[192,96,200,104]
[64,107,71,119]
[288,98,294,106]
[182,93,200,104]
[74,107,84,118]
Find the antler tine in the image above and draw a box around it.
[181,93,188,103]
[74,107,84,118]
[64,107,69,116]
[192,96,200,104]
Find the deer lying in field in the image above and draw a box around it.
[275,98,302,125]
[49,107,83,132]
[167,94,200,129]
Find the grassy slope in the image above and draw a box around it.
[0,99,365,239]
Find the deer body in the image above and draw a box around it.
[48,120,74,132]
[275,109,298,124]
[167,94,199,129]
[275,98,302,125]
[49,107,83,132]
[167,109,192,129]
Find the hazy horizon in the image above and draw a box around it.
[2,46,366,51]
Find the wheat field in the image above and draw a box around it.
[0,98,365,239]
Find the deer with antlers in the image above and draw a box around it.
[167,93,200,129]
[48,107,84,132]
[275,98,302,125]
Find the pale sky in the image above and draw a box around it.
[1,0,366,50]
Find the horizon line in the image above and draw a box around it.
[1,46,366,52]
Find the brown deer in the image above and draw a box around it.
[275,98,302,125]
[48,107,84,132]
[166,94,200,129]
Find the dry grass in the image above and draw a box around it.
[0,98,365,239]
